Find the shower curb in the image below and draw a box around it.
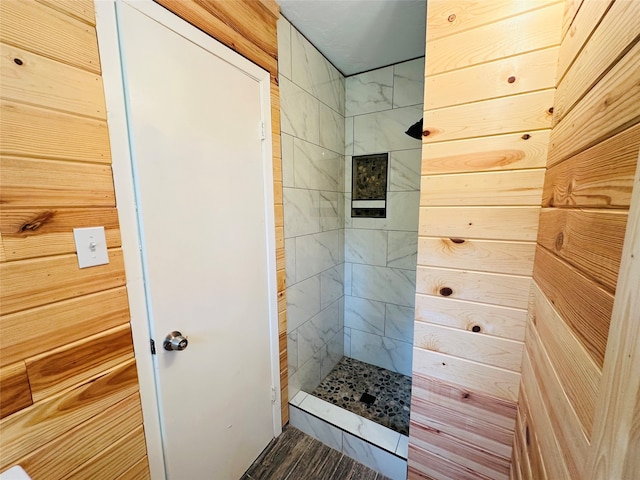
[289,391,408,480]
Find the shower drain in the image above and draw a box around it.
[359,392,376,405]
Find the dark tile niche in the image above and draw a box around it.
[351,153,388,218]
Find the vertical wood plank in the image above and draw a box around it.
[587,153,640,479]
[532,245,614,367]
[0,362,32,419]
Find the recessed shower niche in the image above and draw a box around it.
[351,153,388,218]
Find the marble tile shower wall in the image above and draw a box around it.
[344,59,425,377]
[278,17,346,400]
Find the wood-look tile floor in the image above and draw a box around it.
[242,426,390,480]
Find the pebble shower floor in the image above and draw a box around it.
[311,357,412,436]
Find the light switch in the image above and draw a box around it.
[73,227,109,268]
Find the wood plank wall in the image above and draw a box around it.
[512,1,640,478]
[0,0,151,478]
[409,2,564,479]
[152,0,288,424]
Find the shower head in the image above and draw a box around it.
[405,118,423,139]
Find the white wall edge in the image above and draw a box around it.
[94,1,167,478]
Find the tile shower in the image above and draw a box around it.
[278,16,423,480]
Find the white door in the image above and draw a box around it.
[114,2,278,478]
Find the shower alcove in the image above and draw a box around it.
[278,16,424,480]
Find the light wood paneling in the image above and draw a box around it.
[0,208,121,262]
[423,90,554,143]
[0,157,115,207]
[0,100,111,163]
[422,131,550,175]
[0,43,106,119]
[414,322,523,371]
[117,456,151,480]
[417,237,535,276]
[426,0,559,42]
[537,208,628,293]
[0,361,32,419]
[548,40,640,167]
[416,266,531,309]
[555,0,614,81]
[514,2,640,475]
[533,245,613,367]
[419,207,541,241]
[543,123,640,204]
[411,373,517,435]
[529,283,601,438]
[515,387,549,480]
[421,169,545,206]
[425,47,559,110]
[410,421,510,480]
[0,359,139,470]
[411,399,513,458]
[35,0,96,26]
[554,0,640,123]
[525,320,588,478]
[559,0,584,41]
[0,1,149,475]
[412,1,563,475]
[26,324,134,402]
[411,392,513,458]
[63,425,147,480]
[426,3,563,75]
[154,0,277,77]
[0,249,126,315]
[415,295,526,341]
[586,155,640,479]
[0,287,130,368]
[413,348,520,402]
[17,393,143,480]
[409,443,494,480]
[0,0,100,74]
[520,354,572,479]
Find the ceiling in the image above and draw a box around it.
[278,0,427,76]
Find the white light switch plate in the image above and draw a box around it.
[73,227,109,268]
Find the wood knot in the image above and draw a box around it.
[555,232,564,251]
[521,134,531,140]
[449,238,465,244]
[19,210,55,233]
[422,130,431,137]
[471,325,481,333]
[14,58,23,66]
[439,287,453,297]
[507,76,516,83]
[548,106,554,114]
[462,392,470,399]
[447,14,456,22]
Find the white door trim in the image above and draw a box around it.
[94,3,281,478]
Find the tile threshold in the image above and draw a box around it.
[291,391,409,459]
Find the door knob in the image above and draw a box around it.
[164,331,188,351]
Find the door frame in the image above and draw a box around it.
[95,2,282,478]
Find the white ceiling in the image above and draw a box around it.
[278,0,427,76]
